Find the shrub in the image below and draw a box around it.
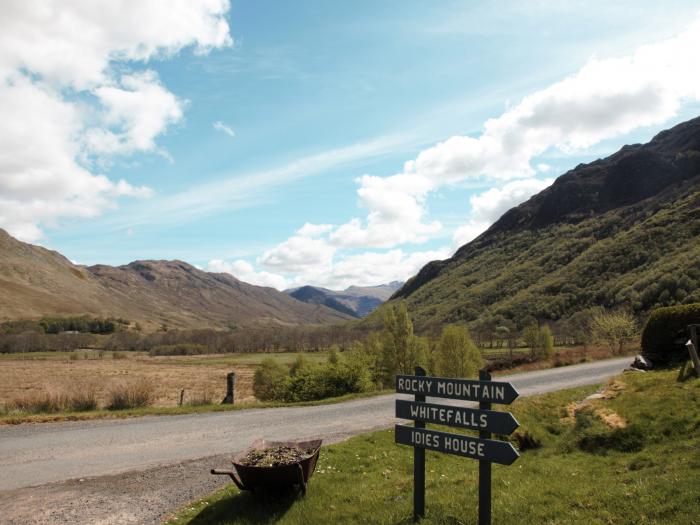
[641,303,700,362]
[9,390,66,413]
[112,351,127,360]
[286,360,372,402]
[253,358,290,401]
[148,343,209,357]
[106,379,154,410]
[187,389,213,406]
[66,384,99,411]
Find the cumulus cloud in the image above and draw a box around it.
[0,0,231,240]
[207,259,288,290]
[260,233,336,274]
[403,16,700,186]
[452,178,554,247]
[213,121,236,137]
[329,173,441,248]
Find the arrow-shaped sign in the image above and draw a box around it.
[395,399,519,435]
[395,424,519,465]
[396,375,518,404]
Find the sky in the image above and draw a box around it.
[2,0,700,291]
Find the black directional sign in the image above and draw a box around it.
[396,399,519,435]
[395,424,519,466]
[396,374,519,404]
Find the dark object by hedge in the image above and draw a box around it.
[641,303,700,362]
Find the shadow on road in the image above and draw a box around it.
[187,486,299,525]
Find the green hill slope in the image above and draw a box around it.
[387,116,700,332]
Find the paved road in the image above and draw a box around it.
[0,357,630,492]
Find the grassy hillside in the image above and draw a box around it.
[171,370,700,525]
[0,230,350,329]
[380,116,700,332]
[390,184,700,332]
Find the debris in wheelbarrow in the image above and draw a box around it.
[211,438,322,496]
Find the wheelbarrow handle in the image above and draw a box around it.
[210,468,247,491]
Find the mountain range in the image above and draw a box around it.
[384,115,700,331]
[286,282,403,318]
[0,230,352,329]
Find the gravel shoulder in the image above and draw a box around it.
[0,357,631,525]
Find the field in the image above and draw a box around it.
[0,344,631,424]
[169,369,700,525]
[0,351,330,411]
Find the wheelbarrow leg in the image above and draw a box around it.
[296,463,307,496]
[210,468,248,491]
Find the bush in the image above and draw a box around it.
[148,343,208,356]
[9,390,66,413]
[106,379,154,410]
[187,389,213,406]
[253,358,290,401]
[641,303,700,362]
[7,383,98,413]
[286,360,372,402]
[65,384,99,411]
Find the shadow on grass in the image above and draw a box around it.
[188,487,301,525]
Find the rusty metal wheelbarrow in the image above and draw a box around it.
[211,438,322,496]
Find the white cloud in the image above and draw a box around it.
[402,16,700,187]
[87,71,184,156]
[452,178,554,247]
[0,0,231,240]
[329,173,441,248]
[296,223,333,237]
[208,259,288,290]
[213,121,236,137]
[260,233,336,274]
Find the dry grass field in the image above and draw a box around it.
[0,351,329,409]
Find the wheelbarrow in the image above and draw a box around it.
[211,438,322,496]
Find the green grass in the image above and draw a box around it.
[168,370,700,525]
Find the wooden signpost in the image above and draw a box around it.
[395,367,520,524]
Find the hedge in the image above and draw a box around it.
[641,303,700,362]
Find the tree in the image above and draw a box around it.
[436,325,484,378]
[523,323,554,359]
[380,302,422,383]
[591,310,638,354]
[537,324,554,359]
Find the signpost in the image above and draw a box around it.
[395,367,520,524]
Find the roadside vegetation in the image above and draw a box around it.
[0,302,644,424]
[169,369,700,525]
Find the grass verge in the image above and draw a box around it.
[0,389,392,425]
[168,369,699,525]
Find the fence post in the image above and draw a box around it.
[222,372,235,404]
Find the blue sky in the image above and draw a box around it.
[2,1,700,289]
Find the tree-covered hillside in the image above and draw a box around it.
[382,116,700,333]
